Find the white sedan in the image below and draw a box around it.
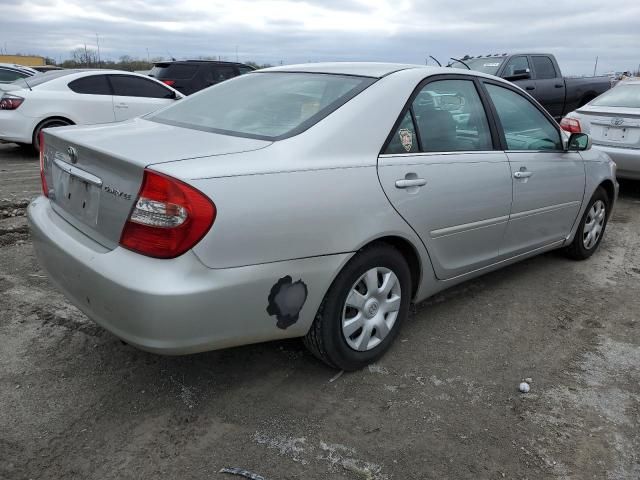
[0,69,182,151]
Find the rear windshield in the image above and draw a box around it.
[454,57,505,75]
[590,84,640,108]
[148,72,376,140]
[150,63,199,80]
[12,69,77,88]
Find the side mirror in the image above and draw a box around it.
[567,132,592,151]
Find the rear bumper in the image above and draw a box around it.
[593,144,640,180]
[28,196,348,354]
[0,110,34,144]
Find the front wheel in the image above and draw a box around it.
[564,187,610,260]
[304,244,412,370]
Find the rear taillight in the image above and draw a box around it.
[120,170,216,259]
[161,79,176,86]
[39,131,48,197]
[0,94,24,110]
[560,117,581,133]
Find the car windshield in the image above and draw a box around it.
[590,84,640,108]
[148,72,375,140]
[451,57,505,75]
[11,69,78,88]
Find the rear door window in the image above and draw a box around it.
[209,66,237,83]
[532,56,557,79]
[109,75,174,98]
[68,75,111,95]
[0,69,28,82]
[150,63,199,80]
[238,66,254,75]
[413,79,493,152]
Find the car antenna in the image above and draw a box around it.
[449,57,471,70]
[429,55,442,67]
[22,77,33,91]
[166,51,176,61]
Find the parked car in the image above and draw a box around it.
[561,79,640,180]
[0,69,182,152]
[454,53,611,119]
[29,63,617,370]
[149,60,254,95]
[0,63,37,84]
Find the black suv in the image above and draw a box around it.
[149,60,254,95]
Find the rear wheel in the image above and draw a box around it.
[32,118,72,153]
[304,244,412,370]
[564,187,610,260]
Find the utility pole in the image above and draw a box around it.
[593,56,598,76]
[96,33,101,68]
[146,48,150,63]
[235,45,238,62]
[84,43,89,67]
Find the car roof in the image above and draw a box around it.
[260,62,423,78]
[154,60,249,66]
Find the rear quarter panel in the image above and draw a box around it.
[565,148,617,244]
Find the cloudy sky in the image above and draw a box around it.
[2,0,639,75]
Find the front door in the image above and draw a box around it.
[483,82,585,256]
[378,77,513,280]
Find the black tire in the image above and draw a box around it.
[564,187,610,260]
[32,118,72,153]
[304,243,412,370]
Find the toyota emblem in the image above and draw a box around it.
[67,146,78,164]
[611,117,624,127]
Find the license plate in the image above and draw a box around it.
[52,161,101,226]
[604,127,625,142]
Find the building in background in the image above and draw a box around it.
[0,55,46,66]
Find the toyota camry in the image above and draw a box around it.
[29,63,618,370]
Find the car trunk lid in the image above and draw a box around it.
[577,106,640,149]
[41,119,271,250]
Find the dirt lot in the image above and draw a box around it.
[1,142,639,480]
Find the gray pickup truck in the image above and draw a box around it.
[452,53,611,119]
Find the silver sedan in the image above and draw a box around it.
[29,63,617,370]
[562,79,640,180]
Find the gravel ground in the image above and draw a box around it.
[1,142,639,480]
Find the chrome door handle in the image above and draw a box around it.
[395,178,426,188]
[514,171,533,179]
[115,103,128,109]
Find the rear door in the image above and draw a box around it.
[378,75,512,279]
[66,74,115,123]
[482,81,585,256]
[531,55,565,118]
[108,74,176,121]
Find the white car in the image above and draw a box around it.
[0,69,183,151]
[0,63,38,84]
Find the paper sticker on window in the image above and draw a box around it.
[399,128,413,152]
[484,63,500,67]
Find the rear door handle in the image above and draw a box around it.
[115,103,129,109]
[525,86,535,91]
[395,178,426,188]
[513,171,533,179]
[554,84,564,88]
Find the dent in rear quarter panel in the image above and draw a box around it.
[187,166,437,299]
